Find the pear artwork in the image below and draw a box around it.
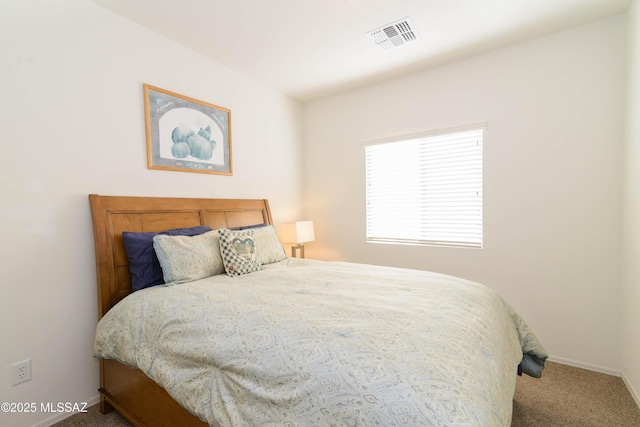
[170,125,217,160]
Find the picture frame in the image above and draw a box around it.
[144,84,232,175]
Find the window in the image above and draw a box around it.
[365,125,483,248]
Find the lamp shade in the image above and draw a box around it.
[278,221,315,244]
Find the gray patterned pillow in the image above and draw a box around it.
[218,227,261,277]
[152,230,224,284]
[252,225,287,265]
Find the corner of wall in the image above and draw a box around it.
[623,373,640,409]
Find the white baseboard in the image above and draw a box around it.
[622,373,640,409]
[547,355,621,377]
[31,394,100,427]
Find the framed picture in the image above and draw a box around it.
[144,84,232,175]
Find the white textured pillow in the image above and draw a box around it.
[152,230,224,284]
[218,227,261,277]
[253,225,287,265]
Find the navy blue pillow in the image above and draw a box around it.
[231,224,265,230]
[122,226,211,292]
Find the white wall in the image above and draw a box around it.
[303,16,625,373]
[623,0,640,406]
[0,1,303,426]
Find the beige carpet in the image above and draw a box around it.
[52,361,640,426]
[513,361,640,426]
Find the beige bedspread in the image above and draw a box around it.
[94,258,546,426]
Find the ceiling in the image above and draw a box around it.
[90,0,631,102]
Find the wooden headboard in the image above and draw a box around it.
[88,194,273,319]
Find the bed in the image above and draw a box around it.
[89,194,547,427]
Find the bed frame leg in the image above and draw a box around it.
[100,394,114,415]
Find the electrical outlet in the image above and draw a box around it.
[11,359,31,386]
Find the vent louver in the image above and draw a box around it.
[368,17,419,51]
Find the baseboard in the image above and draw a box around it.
[622,373,640,409]
[31,394,100,427]
[547,355,621,377]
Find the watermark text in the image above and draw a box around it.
[1,402,89,413]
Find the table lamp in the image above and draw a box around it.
[278,221,315,258]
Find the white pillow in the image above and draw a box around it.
[252,225,287,265]
[153,230,224,284]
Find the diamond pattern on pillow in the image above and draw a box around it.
[218,227,261,277]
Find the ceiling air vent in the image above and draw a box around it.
[368,17,419,51]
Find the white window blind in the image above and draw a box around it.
[365,126,483,248]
